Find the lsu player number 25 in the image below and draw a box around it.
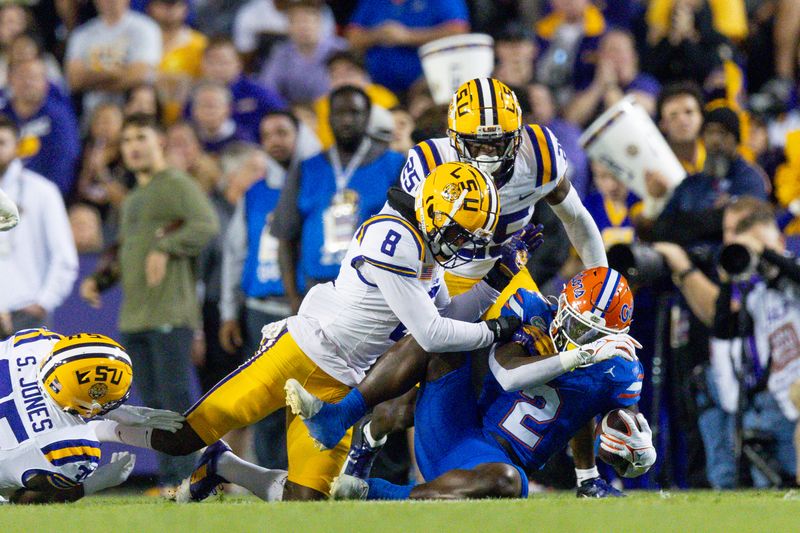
[0,330,183,503]
[400,77,607,317]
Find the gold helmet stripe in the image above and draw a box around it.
[40,350,132,383]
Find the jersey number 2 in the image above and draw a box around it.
[500,384,561,450]
[0,359,29,444]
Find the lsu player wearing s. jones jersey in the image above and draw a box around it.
[400,78,607,314]
[0,330,183,504]
[123,161,525,501]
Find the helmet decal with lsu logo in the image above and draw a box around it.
[39,333,133,418]
[415,161,500,268]
[550,267,634,351]
[448,78,522,187]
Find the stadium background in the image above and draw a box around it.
[2,0,800,496]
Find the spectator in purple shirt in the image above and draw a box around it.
[190,81,248,154]
[564,29,660,128]
[200,37,286,141]
[258,0,347,106]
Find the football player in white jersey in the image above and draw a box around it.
[109,161,535,501]
[0,187,19,231]
[322,78,617,497]
[0,330,183,503]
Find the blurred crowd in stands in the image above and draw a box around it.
[2,0,800,492]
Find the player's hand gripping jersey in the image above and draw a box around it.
[0,330,125,497]
[399,78,569,279]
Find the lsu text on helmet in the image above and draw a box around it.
[415,161,500,268]
[39,333,133,418]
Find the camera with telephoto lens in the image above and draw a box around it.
[718,243,758,281]
[607,243,672,287]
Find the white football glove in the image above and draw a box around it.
[0,188,19,231]
[599,411,657,478]
[83,452,136,494]
[103,405,185,432]
[578,333,641,365]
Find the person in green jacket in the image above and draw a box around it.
[80,112,219,490]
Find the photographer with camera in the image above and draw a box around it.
[653,197,800,487]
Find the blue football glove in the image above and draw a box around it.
[483,224,545,291]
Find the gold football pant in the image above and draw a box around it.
[185,329,352,494]
[444,268,540,319]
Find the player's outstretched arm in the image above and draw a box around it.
[546,178,607,269]
[0,187,19,231]
[10,452,136,504]
[490,333,641,392]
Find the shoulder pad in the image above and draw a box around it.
[401,140,446,194]
[355,215,425,278]
[523,124,568,189]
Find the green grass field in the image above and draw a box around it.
[2,491,800,532]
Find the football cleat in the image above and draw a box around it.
[576,477,626,498]
[330,474,369,500]
[284,378,344,450]
[342,417,386,479]
[175,440,231,503]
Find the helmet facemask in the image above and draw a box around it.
[450,126,521,187]
[549,292,630,352]
[424,188,493,268]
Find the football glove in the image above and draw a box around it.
[83,451,136,495]
[599,411,657,478]
[485,316,522,343]
[484,224,544,291]
[578,334,641,365]
[103,405,185,432]
[0,188,19,231]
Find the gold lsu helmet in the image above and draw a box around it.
[448,78,522,186]
[39,333,133,418]
[415,161,500,268]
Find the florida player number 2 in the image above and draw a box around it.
[500,384,561,450]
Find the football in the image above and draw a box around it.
[595,409,640,474]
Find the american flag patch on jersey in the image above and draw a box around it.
[420,264,434,280]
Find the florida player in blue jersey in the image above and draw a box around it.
[294,268,656,499]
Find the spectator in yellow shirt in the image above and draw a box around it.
[313,51,398,150]
[149,0,208,124]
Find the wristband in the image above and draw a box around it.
[672,266,697,287]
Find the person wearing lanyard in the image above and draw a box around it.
[0,114,77,335]
[271,85,405,313]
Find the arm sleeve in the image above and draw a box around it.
[713,283,754,338]
[219,202,247,321]
[437,279,500,322]
[549,184,608,268]
[365,264,495,352]
[153,177,220,257]
[36,184,78,311]
[489,347,568,392]
[269,166,303,240]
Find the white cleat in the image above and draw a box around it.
[173,478,192,504]
[285,378,323,420]
[330,474,369,500]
